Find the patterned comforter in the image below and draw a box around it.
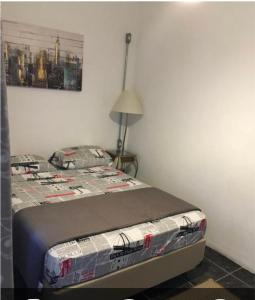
[11,165,149,213]
[11,166,206,289]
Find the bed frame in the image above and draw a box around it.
[42,238,205,300]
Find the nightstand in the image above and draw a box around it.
[106,150,138,177]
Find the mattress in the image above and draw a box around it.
[11,166,206,289]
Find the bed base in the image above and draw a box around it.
[42,238,205,300]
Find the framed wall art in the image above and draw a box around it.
[2,20,83,91]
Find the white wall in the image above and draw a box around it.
[2,2,140,157]
[128,3,255,272]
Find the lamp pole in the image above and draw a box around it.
[117,33,132,154]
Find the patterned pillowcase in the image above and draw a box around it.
[49,145,112,170]
[11,154,56,175]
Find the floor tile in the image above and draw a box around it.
[218,274,249,288]
[184,257,227,285]
[205,246,241,273]
[218,274,255,300]
[178,281,192,288]
[232,268,255,288]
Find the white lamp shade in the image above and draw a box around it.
[112,90,143,115]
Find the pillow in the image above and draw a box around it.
[49,145,112,169]
[11,154,56,175]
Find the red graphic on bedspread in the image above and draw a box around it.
[107,183,129,190]
[60,259,72,277]
[64,151,76,156]
[199,219,207,236]
[45,192,75,199]
[52,174,62,178]
[81,269,94,281]
[52,174,75,183]
[144,234,153,249]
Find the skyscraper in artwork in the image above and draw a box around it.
[54,36,60,65]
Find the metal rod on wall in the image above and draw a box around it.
[117,33,132,154]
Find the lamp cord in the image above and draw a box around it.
[121,113,129,155]
[117,112,123,153]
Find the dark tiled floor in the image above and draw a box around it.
[204,246,241,272]
[232,268,255,288]
[218,275,249,288]
[184,258,226,285]
[132,246,255,300]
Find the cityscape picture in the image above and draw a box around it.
[2,20,83,91]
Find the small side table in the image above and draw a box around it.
[106,150,138,177]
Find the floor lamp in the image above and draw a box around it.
[111,33,143,157]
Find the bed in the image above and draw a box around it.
[11,150,206,299]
